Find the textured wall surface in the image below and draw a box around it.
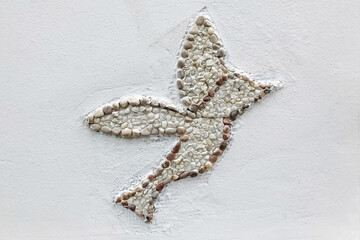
[0,1,359,239]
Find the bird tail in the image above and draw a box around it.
[114,171,172,222]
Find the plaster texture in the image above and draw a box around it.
[0,1,359,239]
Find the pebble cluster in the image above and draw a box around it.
[86,13,279,222]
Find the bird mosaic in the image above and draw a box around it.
[85,11,282,222]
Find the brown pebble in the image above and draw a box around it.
[162,160,170,168]
[189,170,199,178]
[203,96,210,102]
[129,204,136,211]
[115,196,122,203]
[209,155,218,163]
[216,79,223,86]
[142,180,149,188]
[121,201,128,207]
[223,125,230,133]
[260,84,267,89]
[198,102,206,110]
[223,118,232,125]
[219,141,227,150]
[156,183,165,192]
[179,172,188,179]
[199,167,206,174]
[172,141,181,153]
[230,110,239,121]
[122,194,130,200]
[214,148,223,156]
[180,135,189,142]
[208,90,215,97]
[189,104,198,112]
[223,134,230,140]
[148,174,155,181]
[167,152,175,161]
[242,75,249,81]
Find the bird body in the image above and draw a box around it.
[85,12,281,222]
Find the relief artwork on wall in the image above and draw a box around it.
[85,10,282,222]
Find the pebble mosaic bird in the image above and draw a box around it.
[85,12,282,222]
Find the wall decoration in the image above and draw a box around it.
[85,11,282,222]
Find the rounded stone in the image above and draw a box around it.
[208,90,215,97]
[90,124,100,131]
[151,191,159,199]
[230,110,239,121]
[156,183,165,192]
[223,118,232,125]
[203,96,210,102]
[214,148,223,156]
[148,174,155,181]
[209,155,218,163]
[223,125,231,133]
[165,128,176,134]
[205,161,212,169]
[167,152,175,161]
[141,129,151,136]
[207,27,214,35]
[180,135,189,142]
[112,127,122,135]
[101,126,111,134]
[162,160,170,168]
[103,105,112,114]
[189,24,199,34]
[172,175,179,181]
[195,16,204,25]
[181,49,188,58]
[212,44,221,50]
[189,169,199,178]
[216,48,226,58]
[209,34,218,43]
[176,127,186,135]
[177,79,184,89]
[177,69,185,79]
[177,59,185,68]
[94,109,104,118]
[204,20,212,27]
[242,75,250,81]
[179,172,188,179]
[219,141,227,150]
[119,99,129,108]
[189,104,198,112]
[183,41,193,50]
[223,134,230,140]
[129,98,140,106]
[172,141,181,153]
[121,128,132,137]
[142,180,149,188]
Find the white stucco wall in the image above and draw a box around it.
[1,1,359,239]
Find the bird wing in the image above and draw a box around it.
[85,95,185,137]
